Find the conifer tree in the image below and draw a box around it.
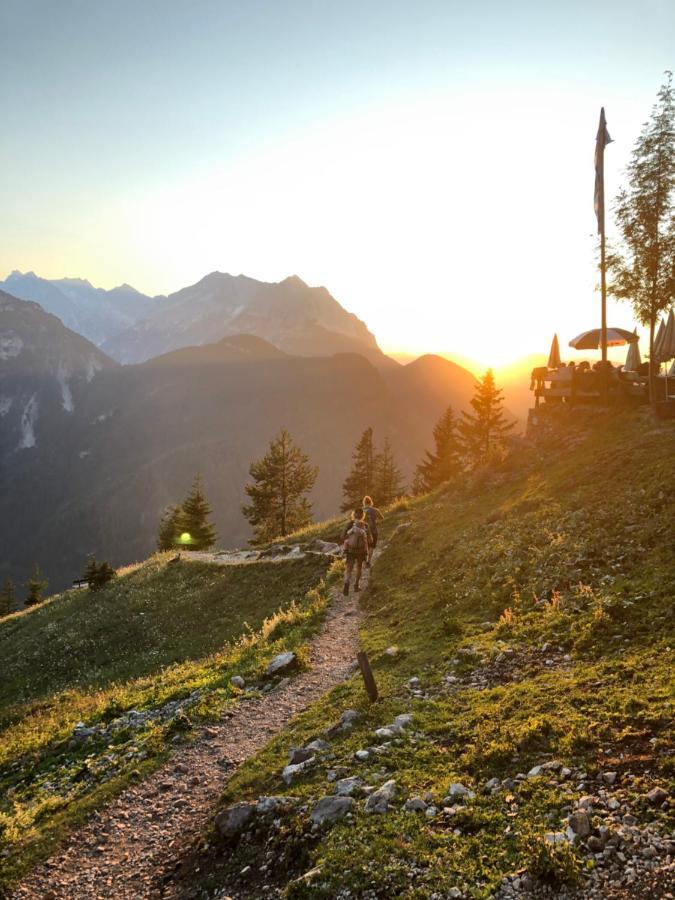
[373,437,406,506]
[157,504,182,551]
[609,72,675,404]
[0,578,16,618]
[25,565,47,607]
[83,557,116,591]
[414,405,463,492]
[341,427,377,511]
[459,369,514,467]
[178,476,217,551]
[242,429,318,543]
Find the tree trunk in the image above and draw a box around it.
[649,315,657,406]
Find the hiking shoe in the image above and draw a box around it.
[342,583,349,596]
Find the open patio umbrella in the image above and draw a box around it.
[624,329,641,371]
[547,333,562,369]
[569,327,638,350]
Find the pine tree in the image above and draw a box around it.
[25,565,47,607]
[373,437,406,506]
[414,405,463,492]
[83,557,116,592]
[177,476,217,551]
[609,72,675,404]
[459,370,514,468]
[242,429,318,543]
[0,578,16,618]
[157,505,182,551]
[341,427,377,512]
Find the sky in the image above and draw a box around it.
[1,0,673,371]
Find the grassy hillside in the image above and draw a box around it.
[0,552,337,888]
[178,409,674,898]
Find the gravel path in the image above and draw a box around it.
[11,563,370,900]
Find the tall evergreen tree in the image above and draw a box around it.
[341,427,377,511]
[25,565,47,608]
[609,72,675,404]
[157,504,182,551]
[0,578,16,618]
[414,405,463,492]
[242,429,318,543]
[178,476,217,551]
[459,369,514,467]
[373,437,406,505]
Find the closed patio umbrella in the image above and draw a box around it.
[569,327,638,350]
[624,330,641,371]
[657,309,675,361]
[653,317,666,360]
[547,334,562,369]
[658,309,675,400]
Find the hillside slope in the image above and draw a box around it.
[172,409,674,899]
[0,551,337,888]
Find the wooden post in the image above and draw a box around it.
[357,651,378,702]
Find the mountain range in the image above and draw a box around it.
[0,280,478,592]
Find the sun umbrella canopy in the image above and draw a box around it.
[625,330,641,371]
[547,333,562,369]
[656,309,675,362]
[568,327,639,350]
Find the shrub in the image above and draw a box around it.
[524,836,581,886]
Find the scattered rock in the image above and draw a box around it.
[282,757,315,785]
[266,652,297,676]
[544,831,571,845]
[646,786,667,805]
[447,782,473,800]
[393,713,413,729]
[364,779,397,814]
[603,771,618,785]
[335,777,362,797]
[340,709,361,727]
[404,796,428,812]
[215,803,256,838]
[310,796,353,826]
[229,675,245,689]
[527,765,544,778]
[568,811,591,838]
[256,796,297,815]
[305,738,330,753]
[354,750,370,762]
[288,747,314,766]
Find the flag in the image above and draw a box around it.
[594,107,612,233]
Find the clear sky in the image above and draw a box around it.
[1,0,673,369]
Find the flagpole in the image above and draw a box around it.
[598,107,608,366]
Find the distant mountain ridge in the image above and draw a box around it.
[0,271,158,348]
[101,271,389,367]
[0,295,478,592]
[1,270,390,368]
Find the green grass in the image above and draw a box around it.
[183,410,675,898]
[0,551,338,889]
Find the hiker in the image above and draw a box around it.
[341,508,370,595]
[362,495,384,567]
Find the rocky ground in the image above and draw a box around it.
[9,559,371,900]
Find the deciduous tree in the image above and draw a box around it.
[609,71,675,403]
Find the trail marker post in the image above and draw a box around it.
[357,651,378,702]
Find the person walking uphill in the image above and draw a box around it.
[362,495,383,568]
[341,508,371,595]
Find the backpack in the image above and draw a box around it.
[345,524,367,553]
